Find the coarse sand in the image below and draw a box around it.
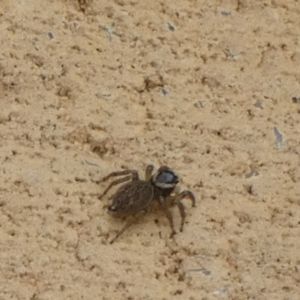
[0,1,300,299]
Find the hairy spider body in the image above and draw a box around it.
[108,181,154,214]
[98,165,195,244]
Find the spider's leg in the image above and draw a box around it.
[170,190,196,207]
[99,175,131,200]
[175,201,185,232]
[158,196,176,237]
[100,169,139,183]
[145,165,154,181]
[110,210,146,244]
[168,190,196,232]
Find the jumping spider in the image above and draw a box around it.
[99,165,195,244]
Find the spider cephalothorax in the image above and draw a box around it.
[98,165,195,244]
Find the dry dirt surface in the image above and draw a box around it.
[1,0,300,299]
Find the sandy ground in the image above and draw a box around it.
[0,0,300,299]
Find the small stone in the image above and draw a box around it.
[167,23,175,31]
[48,32,54,39]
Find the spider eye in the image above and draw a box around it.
[153,166,179,189]
[156,171,178,184]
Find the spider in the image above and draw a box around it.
[98,165,196,244]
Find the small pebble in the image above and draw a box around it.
[273,126,286,150]
[188,268,211,276]
[245,170,259,179]
[161,88,168,96]
[221,10,231,16]
[167,23,175,32]
[48,32,54,39]
[253,100,263,109]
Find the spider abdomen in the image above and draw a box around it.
[108,181,154,214]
